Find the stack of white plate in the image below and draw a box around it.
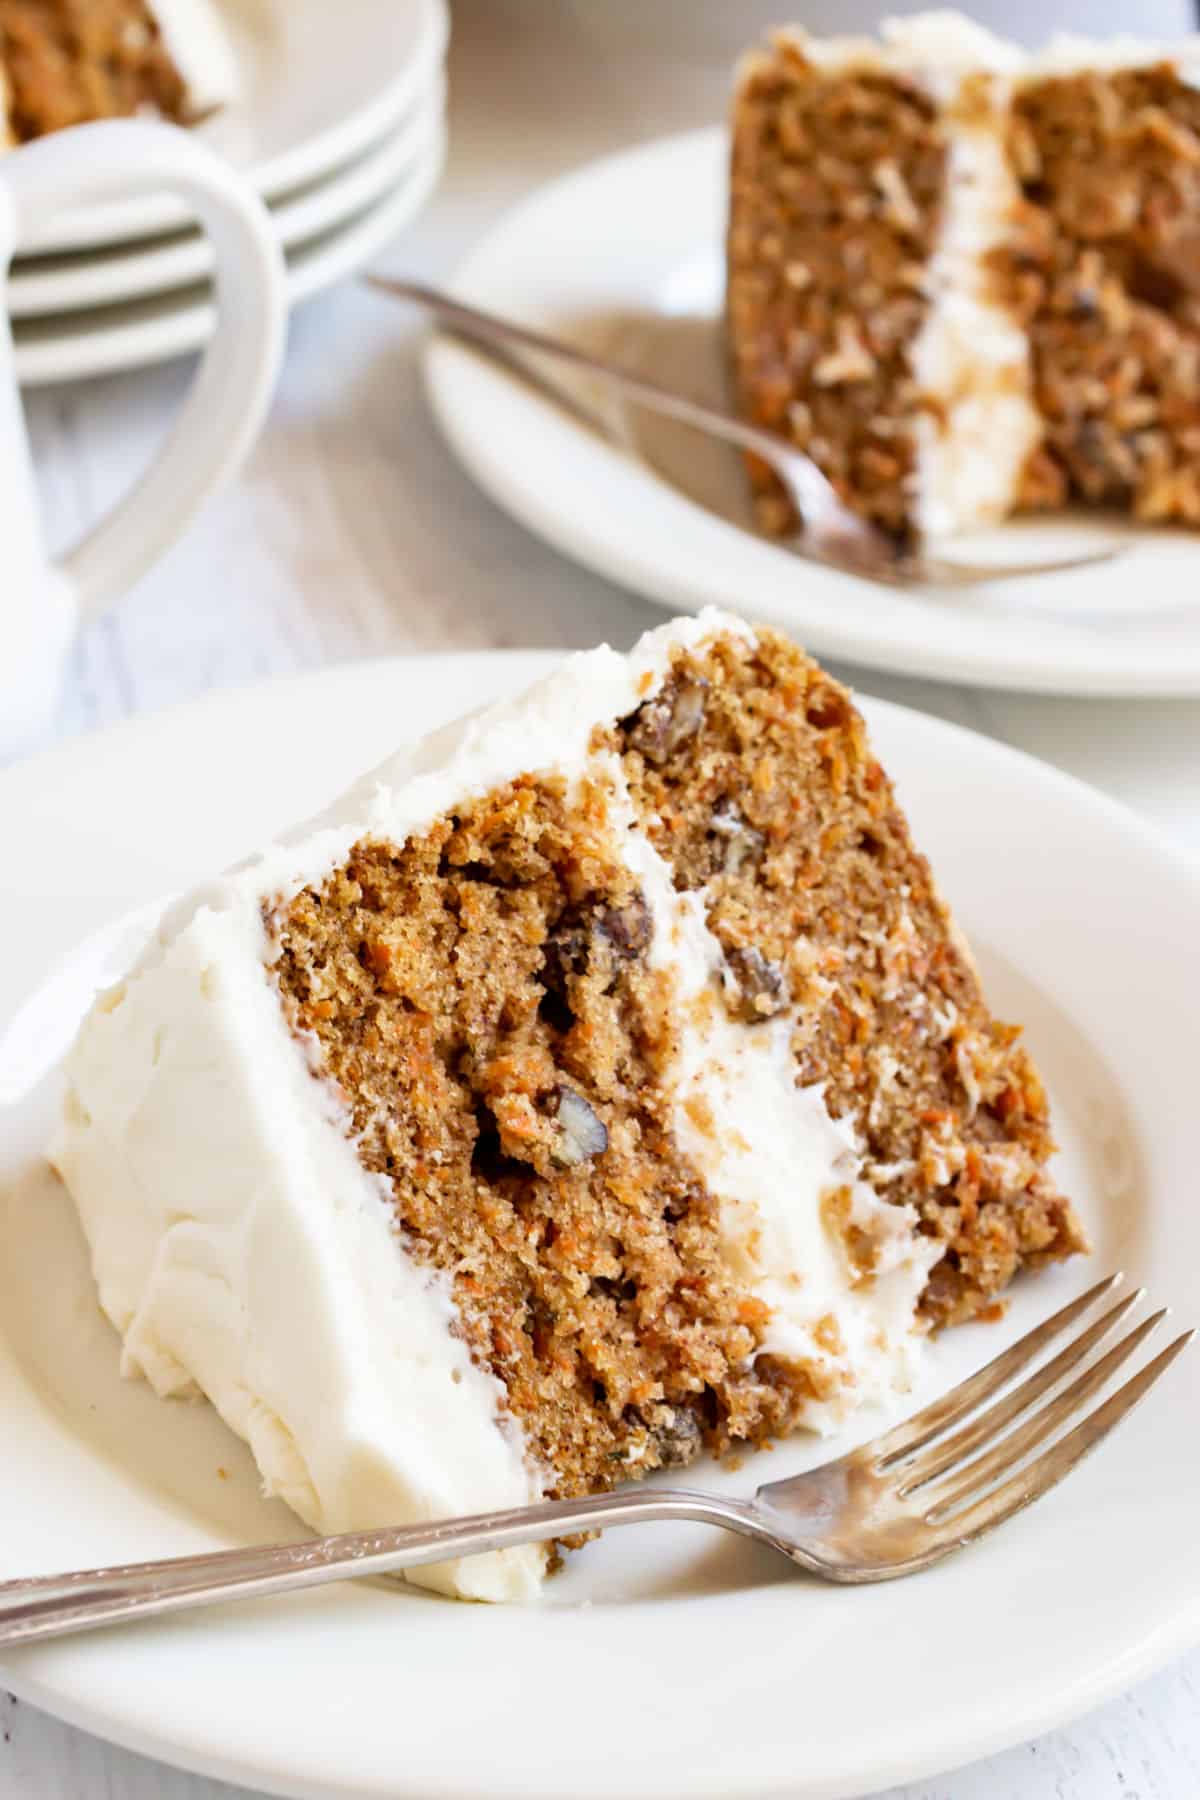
[9,0,447,386]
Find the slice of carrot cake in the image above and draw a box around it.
[52,612,1084,1601]
[728,12,1200,541]
[0,0,237,144]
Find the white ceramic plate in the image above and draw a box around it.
[425,128,1200,697]
[18,0,448,255]
[0,650,1197,1800]
[7,79,444,319]
[12,127,445,386]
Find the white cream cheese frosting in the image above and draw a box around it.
[908,81,1041,542]
[55,610,939,1601]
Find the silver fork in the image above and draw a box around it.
[0,1274,1188,1647]
[367,275,1121,591]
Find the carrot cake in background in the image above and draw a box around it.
[52,611,1084,1601]
[728,12,1200,542]
[0,0,238,144]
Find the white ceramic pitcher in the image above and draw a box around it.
[0,119,286,755]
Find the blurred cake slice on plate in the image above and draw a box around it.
[0,0,238,144]
[728,12,1200,540]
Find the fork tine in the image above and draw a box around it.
[873,1273,1124,1467]
[898,1289,1145,1494]
[922,1309,1166,1517]
[921,1329,1194,1552]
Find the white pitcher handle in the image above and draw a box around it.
[3,120,286,618]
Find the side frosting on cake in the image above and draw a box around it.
[0,0,238,144]
[728,11,1200,540]
[53,612,1084,1601]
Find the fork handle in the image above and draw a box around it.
[0,1489,759,1648]
[366,274,840,519]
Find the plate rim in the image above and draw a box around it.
[2,648,1200,1800]
[17,0,448,256]
[424,122,1200,699]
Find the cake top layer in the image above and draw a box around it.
[144,609,751,968]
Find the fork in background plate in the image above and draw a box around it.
[367,276,1124,592]
[0,1272,1188,1645]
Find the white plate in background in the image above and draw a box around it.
[0,650,1197,1799]
[7,79,444,318]
[17,0,448,254]
[12,125,445,386]
[425,128,1200,697]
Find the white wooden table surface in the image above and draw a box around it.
[5,4,1200,1796]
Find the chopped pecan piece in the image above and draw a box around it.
[621,676,708,765]
[725,945,788,1021]
[552,1087,609,1168]
[709,799,766,875]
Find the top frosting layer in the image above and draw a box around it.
[766,12,1200,84]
